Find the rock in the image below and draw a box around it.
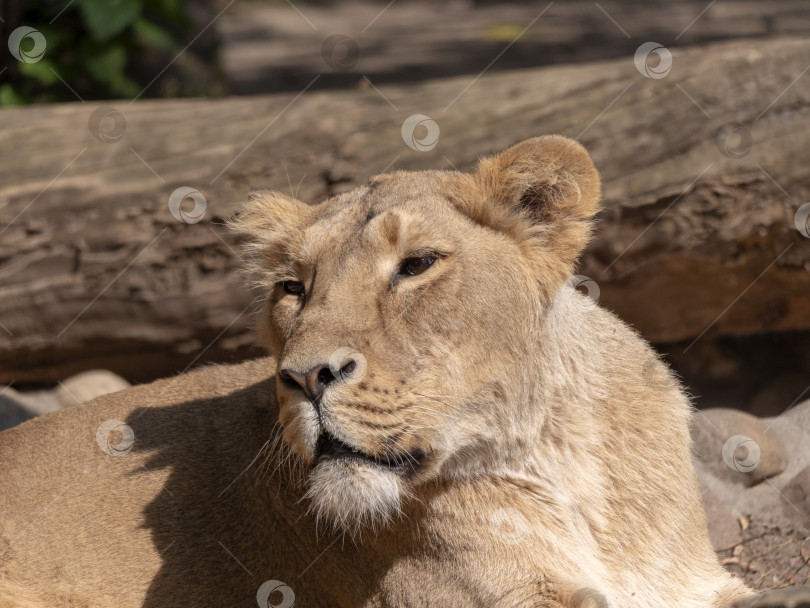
[733,586,810,608]
[780,398,810,435]
[702,487,743,551]
[762,400,810,491]
[0,386,37,432]
[0,385,61,430]
[54,370,131,408]
[692,408,789,487]
[690,402,810,527]
[6,388,62,418]
[781,465,810,525]
[0,370,130,432]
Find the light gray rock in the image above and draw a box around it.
[1,386,62,418]
[762,399,810,492]
[780,465,810,525]
[692,408,789,487]
[0,386,37,432]
[691,400,810,522]
[54,369,130,408]
[777,397,810,436]
[733,585,810,608]
[702,486,743,551]
[0,370,131,432]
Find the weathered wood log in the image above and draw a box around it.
[220,0,810,95]
[1,37,809,384]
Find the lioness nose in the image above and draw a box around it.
[279,364,336,402]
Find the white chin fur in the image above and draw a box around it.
[304,458,403,536]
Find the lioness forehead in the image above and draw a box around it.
[300,170,473,260]
[319,170,466,223]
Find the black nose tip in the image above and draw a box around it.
[279,364,337,403]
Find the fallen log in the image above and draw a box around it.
[1,37,809,384]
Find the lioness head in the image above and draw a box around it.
[232,136,600,534]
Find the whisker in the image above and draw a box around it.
[414,392,467,404]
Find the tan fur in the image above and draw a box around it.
[0,136,754,607]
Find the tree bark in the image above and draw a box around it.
[1,37,809,384]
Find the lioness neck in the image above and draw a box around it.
[433,284,745,607]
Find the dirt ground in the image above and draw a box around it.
[719,517,810,590]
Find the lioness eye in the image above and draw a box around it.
[399,256,436,277]
[281,280,305,296]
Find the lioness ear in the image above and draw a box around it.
[230,188,310,237]
[227,188,313,282]
[463,135,601,290]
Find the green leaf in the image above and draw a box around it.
[133,18,178,52]
[18,58,60,86]
[85,43,128,83]
[84,43,141,97]
[0,84,27,106]
[108,73,141,98]
[77,0,144,42]
[145,0,187,23]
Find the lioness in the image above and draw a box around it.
[0,136,799,607]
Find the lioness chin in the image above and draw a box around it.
[1,135,792,607]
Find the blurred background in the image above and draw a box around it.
[2,0,810,589]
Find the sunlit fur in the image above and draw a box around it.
[0,137,759,607]
[304,459,404,536]
[226,136,756,606]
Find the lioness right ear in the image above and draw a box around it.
[227,189,313,279]
[229,188,310,237]
[459,135,601,292]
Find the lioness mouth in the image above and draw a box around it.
[316,431,424,475]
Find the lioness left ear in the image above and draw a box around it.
[475,135,600,223]
[463,135,601,287]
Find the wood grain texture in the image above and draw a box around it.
[1,37,809,383]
